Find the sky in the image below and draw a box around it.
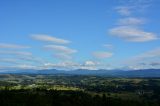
[0,0,160,71]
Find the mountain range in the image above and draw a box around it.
[0,68,160,77]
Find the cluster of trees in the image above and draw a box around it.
[0,89,160,106]
[0,75,160,106]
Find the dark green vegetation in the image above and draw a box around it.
[0,74,160,106]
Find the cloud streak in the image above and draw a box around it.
[109,0,158,43]
[31,34,70,44]
[0,50,32,56]
[44,45,77,54]
[0,58,20,64]
[43,45,77,60]
[109,26,158,42]
[123,48,160,69]
[0,43,30,49]
[116,0,153,16]
[116,6,131,16]
[118,17,145,26]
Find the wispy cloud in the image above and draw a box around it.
[116,6,131,16]
[123,48,160,69]
[109,26,158,42]
[43,61,80,70]
[93,51,113,59]
[15,64,38,70]
[0,58,20,64]
[116,0,153,16]
[81,60,112,70]
[40,59,106,70]
[109,0,158,42]
[31,34,77,61]
[81,60,100,70]
[31,34,70,44]
[43,45,77,60]
[149,62,160,66]
[0,43,30,49]
[132,48,160,60]
[118,17,145,26]
[0,64,48,70]
[0,51,48,66]
[0,53,51,71]
[0,64,38,70]
[43,60,101,70]
[84,60,99,66]
[0,50,32,56]
[44,45,77,54]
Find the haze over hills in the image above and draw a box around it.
[1,68,160,77]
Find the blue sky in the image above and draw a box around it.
[0,0,160,70]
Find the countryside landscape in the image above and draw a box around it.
[0,0,160,106]
[0,69,160,106]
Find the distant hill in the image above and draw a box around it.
[0,68,160,77]
[115,69,160,77]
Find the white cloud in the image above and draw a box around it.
[31,34,76,61]
[0,50,32,56]
[80,60,111,70]
[31,34,70,44]
[116,6,131,16]
[0,58,20,64]
[133,48,160,60]
[14,64,37,70]
[79,66,98,70]
[44,45,77,54]
[149,62,160,66]
[84,60,99,66]
[116,0,153,16]
[73,60,98,70]
[0,43,30,49]
[109,26,158,42]
[111,0,158,43]
[0,64,38,70]
[118,17,145,26]
[0,56,51,71]
[43,61,80,70]
[42,61,99,70]
[0,49,50,68]
[93,51,113,59]
[0,56,47,66]
[123,48,160,69]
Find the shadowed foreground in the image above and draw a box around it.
[0,89,160,106]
